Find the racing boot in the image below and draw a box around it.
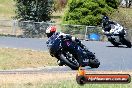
[57,60,65,66]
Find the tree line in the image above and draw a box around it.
[14,0,127,26]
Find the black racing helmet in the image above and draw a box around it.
[102,16,109,24]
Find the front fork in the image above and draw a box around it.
[75,46,89,67]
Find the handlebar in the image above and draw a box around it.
[104,32,119,36]
[59,35,72,41]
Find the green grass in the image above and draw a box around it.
[0,48,57,70]
[42,80,132,88]
[0,79,131,88]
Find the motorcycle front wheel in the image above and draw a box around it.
[108,38,120,47]
[89,59,100,68]
[59,51,80,70]
[110,41,120,47]
[123,38,131,48]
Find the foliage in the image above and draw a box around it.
[13,0,54,38]
[18,21,50,38]
[14,0,54,22]
[63,0,118,26]
[105,0,120,9]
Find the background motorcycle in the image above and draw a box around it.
[104,24,131,48]
[47,35,100,70]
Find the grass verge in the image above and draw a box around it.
[0,48,57,70]
[0,78,131,88]
[35,80,132,88]
[0,71,131,88]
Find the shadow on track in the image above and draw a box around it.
[106,45,128,48]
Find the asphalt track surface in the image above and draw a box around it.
[0,37,132,72]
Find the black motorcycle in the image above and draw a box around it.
[47,35,100,70]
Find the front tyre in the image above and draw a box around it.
[124,39,131,48]
[108,38,119,47]
[89,59,100,68]
[59,52,79,70]
[123,30,132,48]
[121,37,131,48]
[110,41,119,47]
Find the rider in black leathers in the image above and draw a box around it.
[102,15,126,37]
[102,15,117,33]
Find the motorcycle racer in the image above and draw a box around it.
[102,15,125,36]
[45,25,87,66]
[101,15,131,48]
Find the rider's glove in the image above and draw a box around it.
[71,37,76,41]
[65,35,72,39]
[104,31,110,35]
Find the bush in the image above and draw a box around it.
[14,0,54,38]
[63,0,118,26]
[14,0,54,22]
[105,0,120,9]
